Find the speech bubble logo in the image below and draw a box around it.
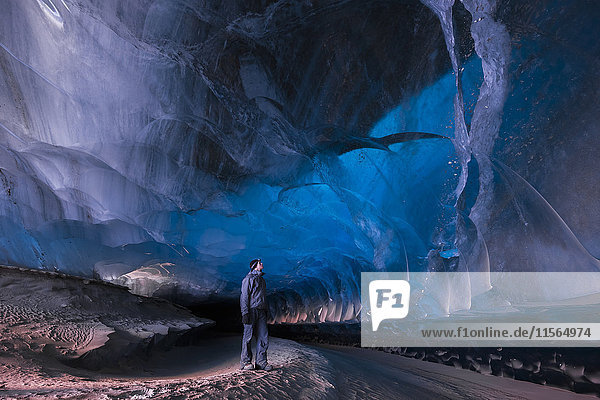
[369,280,410,331]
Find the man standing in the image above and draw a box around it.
[240,258,273,371]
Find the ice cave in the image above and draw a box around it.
[0,0,599,398]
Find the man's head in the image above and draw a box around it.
[250,258,263,271]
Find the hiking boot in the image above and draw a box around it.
[241,363,255,370]
[256,364,273,371]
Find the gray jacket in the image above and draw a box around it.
[240,269,267,315]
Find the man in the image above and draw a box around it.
[240,258,273,371]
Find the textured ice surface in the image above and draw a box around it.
[0,0,599,321]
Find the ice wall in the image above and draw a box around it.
[0,0,598,322]
[417,0,600,311]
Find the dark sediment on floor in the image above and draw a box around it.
[0,265,214,373]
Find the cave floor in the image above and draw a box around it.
[0,267,593,399]
[1,335,593,399]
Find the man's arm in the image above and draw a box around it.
[240,277,251,322]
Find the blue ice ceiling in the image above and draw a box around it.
[0,0,599,323]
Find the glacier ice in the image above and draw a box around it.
[0,0,599,322]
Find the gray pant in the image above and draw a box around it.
[241,308,269,367]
